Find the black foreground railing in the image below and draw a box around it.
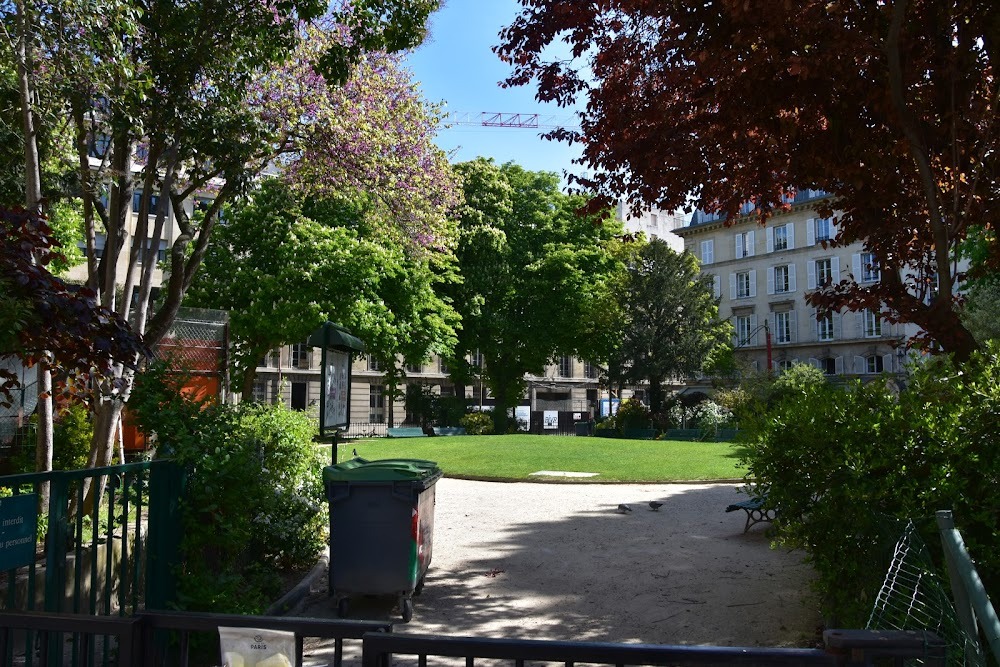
[361,629,948,667]
[0,610,947,667]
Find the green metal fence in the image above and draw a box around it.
[0,459,184,665]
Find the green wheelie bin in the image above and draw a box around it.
[323,457,442,622]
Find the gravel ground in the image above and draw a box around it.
[293,478,822,664]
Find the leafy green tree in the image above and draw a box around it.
[608,239,731,414]
[184,179,460,401]
[448,159,625,432]
[1,0,447,473]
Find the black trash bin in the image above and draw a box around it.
[323,457,442,622]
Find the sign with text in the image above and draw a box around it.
[322,350,350,432]
[0,493,37,571]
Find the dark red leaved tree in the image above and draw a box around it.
[497,0,999,359]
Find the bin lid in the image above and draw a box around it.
[324,457,441,482]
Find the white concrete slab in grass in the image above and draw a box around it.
[529,470,600,478]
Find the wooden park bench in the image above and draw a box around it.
[387,426,428,438]
[725,494,776,533]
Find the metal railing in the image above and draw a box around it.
[140,610,391,667]
[361,629,947,667]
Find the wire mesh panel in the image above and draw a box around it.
[867,520,984,666]
[153,307,228,377]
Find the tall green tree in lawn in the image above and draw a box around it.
[498,1,999,360]
[184,179,461,402]
[609,239,731,414]
[449,158,625,432]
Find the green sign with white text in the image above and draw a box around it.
[0,493,38,571]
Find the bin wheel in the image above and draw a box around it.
[414,577,425,595]
[337,597,350,618]
[401,597,413,623]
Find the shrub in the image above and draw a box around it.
[458,411,493,435]
[129,361,327,613]
[739,345,1000,627]
[9,402,92,473]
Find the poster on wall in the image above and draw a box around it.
[543,410,559,430]
[514,406,530,431]
[599,399,621,418]
[322,350,350,431]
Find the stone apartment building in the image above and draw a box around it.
[675,190,916,378]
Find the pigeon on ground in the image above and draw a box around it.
[617,503,632,513]
[649,501,664,511]
[352,448,358,457]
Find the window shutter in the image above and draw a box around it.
[832,257,841,282]
[809,357,820,369]
[883,354,894,374]
[790,311,798,342]
[730,273,737,300]
[833,312,842,339]
[767,267,775,295]
[771,360,779,372]
[852,253,862,280]
[786,224,795,250]
[788,264,797,292]
[751,360,759,372]
[749,270,757,297]
[747,230,755,257]
[807,218,816,246]
[856,311,864,338]
[854,356,866,374]
[713,275,721,299]
[835,357,844,375]
[766,227,774,253]
[735,235,743,259]
[750,314,758,336]
[807,260,817,289]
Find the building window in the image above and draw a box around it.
[261,349,279,368]
[736,314,756,346]
[470,350,484,369]
[369,385,385,423]
[132,191,162,216]
[774,311,793,344]
[773,226,788,251]
[406,362,422,374]
[863,309,882,338]
[558,356,572,377]
[439,358,449,374]
[291,342,310,369]
[700,240,714,265]
[819,357,839,375]
[252,378,267,403]
[818,312,834,342]
[583,361,598,379]
[290,382,307,410]
[736,271,753,299]
[816,258,833,287]
[735,230,754,259]
[648,213,658,228]
[815,218,832,242]
[772,265,790,293]
[858,252,880,283]
[87,132,111,159]
[777,359,794,373]
[367,355,381,372]
[866,355,884,374]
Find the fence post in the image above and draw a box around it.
[146,461,186,610]
[43,471,68,613]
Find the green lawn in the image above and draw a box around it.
[335,434,747,482]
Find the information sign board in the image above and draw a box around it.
[0,493,37,571]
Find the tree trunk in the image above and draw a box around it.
[240,366,258,403]
[647,377,665,415]
[16,0,53,513]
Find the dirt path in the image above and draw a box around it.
[294,478,821,661]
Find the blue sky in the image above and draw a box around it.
[403,0,585,182]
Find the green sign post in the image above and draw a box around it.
[0,493,38,571]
